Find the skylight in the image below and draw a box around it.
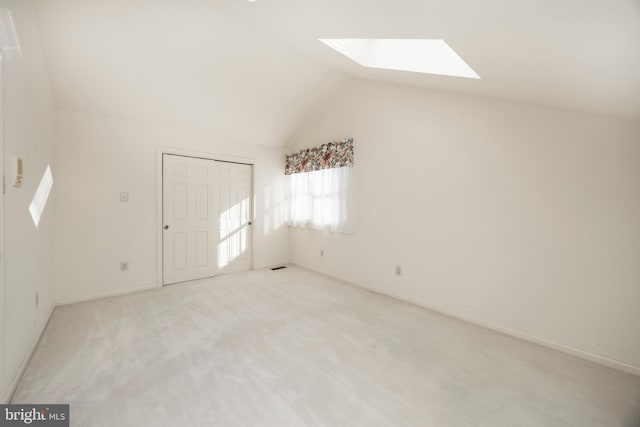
[319,39,480,79]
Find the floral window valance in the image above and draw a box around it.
[285,138,353,175]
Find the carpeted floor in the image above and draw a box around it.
[12,267,640,426]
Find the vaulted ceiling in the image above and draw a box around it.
[34,0,640,147]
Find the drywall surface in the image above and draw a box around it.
[1,0,55,400]
[34,0,348,149]
[53,110,289,303]
[288,78,640,373]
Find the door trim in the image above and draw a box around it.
[156,147,256,286]
[0,52,5,401]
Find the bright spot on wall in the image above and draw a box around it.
[29,165,53,227]
[0,9,22,58]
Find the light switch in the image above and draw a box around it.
[11,155,23,188]
[120,192,129,202]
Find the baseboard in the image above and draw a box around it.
[414,300,640,377]
[291,263,640,377]
[5,303,56,403]
[56,284,160,306]
[391,293,640,377]
[253,262,292,271]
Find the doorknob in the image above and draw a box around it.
[164,225,169,230]
[248,221,252,226]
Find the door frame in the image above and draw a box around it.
[0,52,5,402]
[156,147,256,286]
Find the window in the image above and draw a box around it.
[319,39,479,79]
[286,139,353,233]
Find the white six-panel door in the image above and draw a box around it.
[216,162,253,274]
[163,154,217,285]
[162,154,252,285]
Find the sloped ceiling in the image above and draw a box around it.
[33,0,347,147]
[34,0,640,147]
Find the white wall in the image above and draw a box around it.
[53,109,289,304]
[288,78,640,374]
[1,0,55,401]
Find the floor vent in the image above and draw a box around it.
[271,266,287,271]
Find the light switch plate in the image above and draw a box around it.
[12,155,23,188]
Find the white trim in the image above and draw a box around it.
[158,146,256,166]
[0,51,5,402]
[55,284,160,306]
[5,303,55,403]
[156,147,256,287]
[291,264,640,377]
[407,297,640,377]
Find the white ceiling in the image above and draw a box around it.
[34,0,640,147]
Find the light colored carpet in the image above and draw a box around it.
[12,266,640,426]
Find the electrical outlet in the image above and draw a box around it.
[395,266,402,276]
[120,262,129,272]
[120,192,129,203]
[320,249,324,257]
